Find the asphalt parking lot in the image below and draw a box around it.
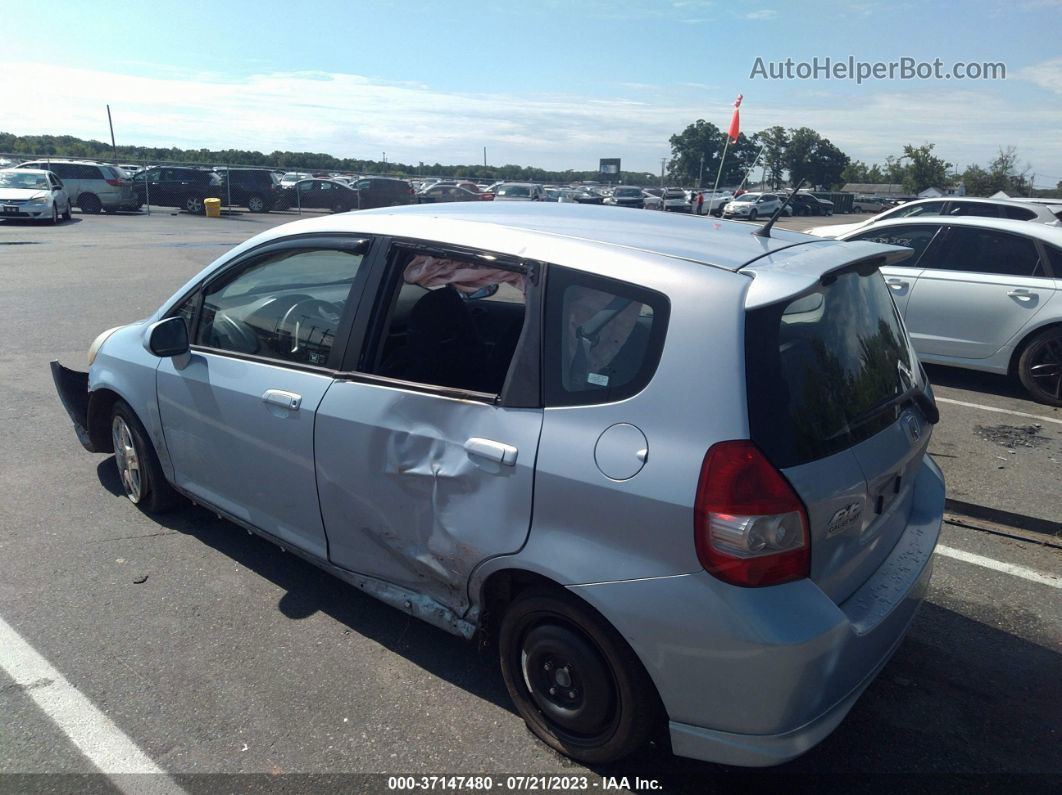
[1,207,1060,792]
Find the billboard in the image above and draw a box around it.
[599,158,621,177]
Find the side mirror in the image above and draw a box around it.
[146,317,189,357]
[464,284,500,301]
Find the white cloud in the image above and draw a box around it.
[1,62,1058,176]
[1017,57,1062,93]
[745,10,778,20]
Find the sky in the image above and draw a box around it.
[3,0,1060,185]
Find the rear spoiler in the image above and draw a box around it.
[740,240,912,310]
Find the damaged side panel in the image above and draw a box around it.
[314,380,542,616]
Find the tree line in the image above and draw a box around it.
[667,122,1053,196]
[0,132,654,186]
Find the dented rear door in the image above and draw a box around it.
[314,381,541,615]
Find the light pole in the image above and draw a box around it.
[660,158,666,189]
[698,153,705,189]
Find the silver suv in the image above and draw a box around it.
[18,159,139,213]
[51,203,944,767]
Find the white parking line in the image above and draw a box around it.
[935,544,1061,588]
[935,397,1062,426]
[0,614,184,794]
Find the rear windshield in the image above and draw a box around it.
[745,264,918,468]
[497,185,530,197]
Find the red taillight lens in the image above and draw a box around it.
[105,178,125,187]
[480,192,494,200]
[694,440,810,587]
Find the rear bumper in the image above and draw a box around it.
[50,360,95,451]
[570,455,944,767]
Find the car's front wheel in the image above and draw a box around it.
[110,401,180,513]
[1018,326,1062,406]
[499,589,659,764]
[50,204,59,224]
[247,193,268,212]
[62,201,72,220]
[748,209,758,221]
[185,195,205,215]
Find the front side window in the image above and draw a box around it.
[544,267,668,407]
[848,224,942,268]
[927,227,1042,277]
[197,247,366,367]
[884,200,944,219]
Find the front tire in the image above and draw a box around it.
[63,201,72,220]
[748,209,758,221]
[50,204,59,224]
[247,193,268,212]
[499,589,659,764]
[1018,327,1062,406]
[184,195,205,215]
[110,401,179,513]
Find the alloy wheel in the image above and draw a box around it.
[111,416,142,503]
[1028,337,1062,402]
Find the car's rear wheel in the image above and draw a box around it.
[247,193,268,212]
[499,589,658,764]
[185,195,205,215]
[332,200,349,213]
[79,193,102,214]
[110,401,180,513]
[1018,327,1062,406]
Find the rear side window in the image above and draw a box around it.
[544,267,669,407]
[746,266,918,468]
[886,201,944,219]
[947,202,1000,218]
[927,227,1042,277]
[847,224,941,268]
[1001,205,1037,221]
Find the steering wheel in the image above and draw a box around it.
[277,298,341,356]
[209,313,259,354]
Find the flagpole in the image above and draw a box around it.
[711,136,730,198]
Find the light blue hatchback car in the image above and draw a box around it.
[52,202,944,766]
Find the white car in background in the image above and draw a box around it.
[808,196,1061,238]
[0,168,72,223]
[838,215,1062,405]
[493,183,546,201]
[721,192,792,221]
[692,190,733,216]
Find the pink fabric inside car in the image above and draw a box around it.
[403,255,526,294]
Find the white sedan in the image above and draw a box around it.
[0,168,72,223]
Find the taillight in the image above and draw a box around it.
[480,193,494,200]
[694,440,810,587]
[105,178,125,187]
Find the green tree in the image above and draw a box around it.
[900,143,951,193]
[751,125,789,189]
[784,128,849,189]
[667,121,757,187]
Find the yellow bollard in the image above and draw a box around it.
[204,198,221,218]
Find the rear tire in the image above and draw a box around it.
[499,588,659,764]
[110,400,180,513]
[184,195,205,215]
[79,193,102,214]
[1018,326,1062,406]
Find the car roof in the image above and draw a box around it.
[2,167,52,175]
[839,214,1062,242]
[235,201,844,272]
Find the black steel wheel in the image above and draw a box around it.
[1018,327,1062,406]
[499,589,659,764]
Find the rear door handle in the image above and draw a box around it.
[262,389,302,410]
[464,437,518,466]
[1007,289,1035,301]
[886,278,908,290]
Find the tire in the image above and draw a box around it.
[50,204,59,224]
[79,193,102,214]
[748,209,758,221]
[184,195,205,215]
[247,193,268,213]
[498,588,659,764]
[110,400,180,513]
[332,200,349,213]
[1017,326,1062,406]
[62,201,72,221]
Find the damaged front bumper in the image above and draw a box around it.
[50,360,95,451]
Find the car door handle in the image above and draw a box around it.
[464,437,518,466]
[886,278,909,290]
[262,389,302,410]
[1007,289,1036,301]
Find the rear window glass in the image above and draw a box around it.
[1001,205,1036,221]
[746,266,918,468]
[848,224,941,268]
[544,267,669,407]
